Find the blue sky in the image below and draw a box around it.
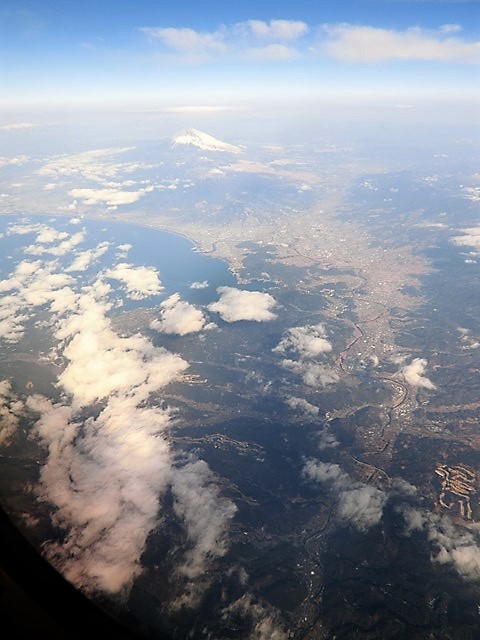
[1,0,479,106]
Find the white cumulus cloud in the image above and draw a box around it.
[337,485,387,533]
[0,259,77,343]
[400,357,436,390]
[208,286,277,322]
[274,323,332,358]
[24,230,86,257]
[35,226,70,244]
[69,187,151,207]
[150,293,208,335]
[55,292,185,408]
[190,280,209,289]
[13,265,188,594]
[0,122,35,131]
[103,262,163,300]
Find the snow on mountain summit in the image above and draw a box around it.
[172,128,242,154]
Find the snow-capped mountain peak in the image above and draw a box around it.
[172,128,242,154]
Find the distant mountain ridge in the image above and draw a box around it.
[171,128,242,154]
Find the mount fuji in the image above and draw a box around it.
[172,128,242,154]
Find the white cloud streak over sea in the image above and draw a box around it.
[104,262,164,300]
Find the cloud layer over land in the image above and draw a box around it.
[0,220,237,597]
[303,460,387,532]
[274,323,339,388]
[399,505,480,581]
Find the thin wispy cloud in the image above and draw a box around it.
[399,506,480,581]
[274,323,338,388]
[285,395,320,417]
[141,19,309,62]
[171,458,237,581]
[24,230,86,256]
[222,594,288,640]
[451,225,480,252]
[37,147,136,179]
[190,280,209,289]
[155,105,246,113]
[34,147,162,212]
[242,19,309,41]
[281,360,339,387]
[140,19,480,65]
[0,154,30,167]
[317,429,340,451]
[141,26,227,53]
[323,24,480,63]
[246,44,300,61]
[303,460,387,532]
[0,122,36,131]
